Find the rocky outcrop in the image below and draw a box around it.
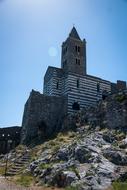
[28,126,127,189]
[103,148,127,166]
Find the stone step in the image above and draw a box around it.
[11,166,23,170]
[21,158,30,160]
[22,155,30,158]
[14,163,25,166]
[16,161,29,165]
[20,159,30,162]
[9,167,23,171]
[6,153,31,176]
[6,171,20,176]
[9,168,21,172]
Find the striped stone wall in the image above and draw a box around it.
[63,73,111,113]
[43,66,63,96]
[43,67,111,114]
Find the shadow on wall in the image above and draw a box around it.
[37,120,47,139]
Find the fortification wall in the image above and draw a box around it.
[68,90,127,131]
[21,90,67,144]
[0,126,21,154]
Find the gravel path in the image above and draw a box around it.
[0,177,61,190]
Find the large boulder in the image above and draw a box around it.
[103,132,116,143]
[53,170,78,187]
[57,148,69,161]
[74,145,92,163]
[103,148,127,165]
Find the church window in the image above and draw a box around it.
[56,81,59,89]
[76,58,80,65]
[78,46,80,53]
[77,79,79,88]
[97,82,100,92]
[75,46,80,53]
[75,46,78,52]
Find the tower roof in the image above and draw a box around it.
[69,27,81,40]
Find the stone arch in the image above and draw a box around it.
[72,102,80,110]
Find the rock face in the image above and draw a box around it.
[103,148,127,165]
[29,125,127,190]
[21,90,67,144]
[74,145,92,163]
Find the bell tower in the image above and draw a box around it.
[61,27,87,75]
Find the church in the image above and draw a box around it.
[21,27,126,144]
[43,27,112,114]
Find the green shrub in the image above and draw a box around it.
[39,163,53,169]
[115,94,126,103]
[112,182,127,190]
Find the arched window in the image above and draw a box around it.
[77,79,79,88]
[72,102,80,110]
[56,81,59,89]
[97,82,100,92]
[76,58,80,65]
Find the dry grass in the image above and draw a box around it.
[0,166,5,175]
[30,131,77,158]
[0,177,64,190]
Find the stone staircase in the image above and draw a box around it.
[6,151,31,176]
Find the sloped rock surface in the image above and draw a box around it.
[28,127,127,189]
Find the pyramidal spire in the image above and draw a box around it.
[69,26,81,40]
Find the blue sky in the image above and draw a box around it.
[0,0,127,127]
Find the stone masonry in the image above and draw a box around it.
[21,90,67,144]
[0,126,21,154]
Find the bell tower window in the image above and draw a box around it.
[76,58,80,65]
[75,46,81,53]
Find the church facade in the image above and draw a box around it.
[44,27,111,113]
[21,27,126,144]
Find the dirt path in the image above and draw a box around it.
[0,177,63,190]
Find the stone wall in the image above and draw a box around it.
[0,126,21,154]
[111,81,127,94]
[21,90,67,144]
[101,91,127,130]
[65,90,127,131]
